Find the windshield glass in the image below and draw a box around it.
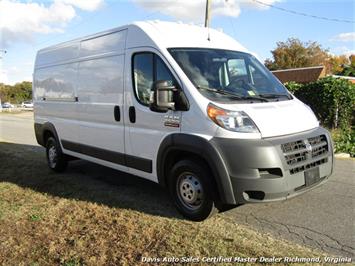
[169,48,291,103]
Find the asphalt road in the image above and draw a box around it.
[0,112,36,145]
[225,159,355,258]
[1,112,354,258]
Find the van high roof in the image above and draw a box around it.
[133,20,248,52]
[37,20,249,54]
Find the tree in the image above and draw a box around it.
[265,38,330,72]
[326,55,349,75]
[0,81,32,103]
[339,54,355,77]
[350,55,355,66]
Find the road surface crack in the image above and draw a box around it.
[246,215,354,257]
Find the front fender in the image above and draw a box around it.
[156,133,236,205]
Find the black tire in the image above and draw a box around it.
[168,159,218,221]
[46,136,68,172]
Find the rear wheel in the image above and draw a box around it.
[46,136,67,172]
[169,159,217,221]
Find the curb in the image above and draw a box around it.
[334,153,351,159]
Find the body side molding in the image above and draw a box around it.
[34,122,152,173]
[62,140,152,173]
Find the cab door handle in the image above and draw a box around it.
[114,106,120,121]
[129,106,136,123]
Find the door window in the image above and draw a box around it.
[133,53,154,105]
[133,53,175,105]
[156,57,174,85]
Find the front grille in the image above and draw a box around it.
[309,135,328,158]
[290,158,328,175]
[281,134,329,174]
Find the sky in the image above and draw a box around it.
[0,0,354,85]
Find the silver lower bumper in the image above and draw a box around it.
[210,127,334,203]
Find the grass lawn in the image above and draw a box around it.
[0,142,323,265]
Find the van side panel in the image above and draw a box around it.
[76,55,125,152]
[69,30,128,171]
[34,63,77,100]
[80,31,126,57]
[35,43,79,67]
[33,62,79,144]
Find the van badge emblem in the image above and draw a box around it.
[164,113,180,128]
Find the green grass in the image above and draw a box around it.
[0,142,325,265]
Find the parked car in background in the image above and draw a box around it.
[2,102,14,108]
[22,101,34,108]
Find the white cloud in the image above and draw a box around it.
[331,32,355,42]
[0,70,8,85]
[133,0,281,22]
[0,0,104,47]
[240,0,282,10]
[59,0,104,11]
[0,61,34,85]
[332,46,355,57]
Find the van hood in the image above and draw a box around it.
[219,99,319,138]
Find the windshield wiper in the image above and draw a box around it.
[196,86,269,102]
[240,96,269,102]
[258,93,292,100]
[196,86,242,99]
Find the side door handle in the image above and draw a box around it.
[129,106,136,123]
[114,105,120,121]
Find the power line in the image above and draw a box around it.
[252,0,354,24]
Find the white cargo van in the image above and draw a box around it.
[33,21,333,221]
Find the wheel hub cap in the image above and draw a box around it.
[48,146,57,167]
[178,173,204,209]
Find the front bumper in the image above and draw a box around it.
[210,127,334,203]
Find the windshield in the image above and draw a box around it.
[169,48,291,103]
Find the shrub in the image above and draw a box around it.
[331,128,355,157]
[285,77,355,130]
[284,81,303,94]
[285,77,355,156]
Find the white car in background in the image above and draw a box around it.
[22,101,34,108]
[2,102,14,108]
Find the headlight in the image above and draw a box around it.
[207,103,259,133]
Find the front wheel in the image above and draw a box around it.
[169,159,217,221]
[46,136,68,172]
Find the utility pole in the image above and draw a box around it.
[204,0,211,28]
[205,0,212,41]
[0,49,5,107]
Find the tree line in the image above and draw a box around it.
[265,38,355,76]
[0,81,32,104]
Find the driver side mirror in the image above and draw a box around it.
[149,80,177,112]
